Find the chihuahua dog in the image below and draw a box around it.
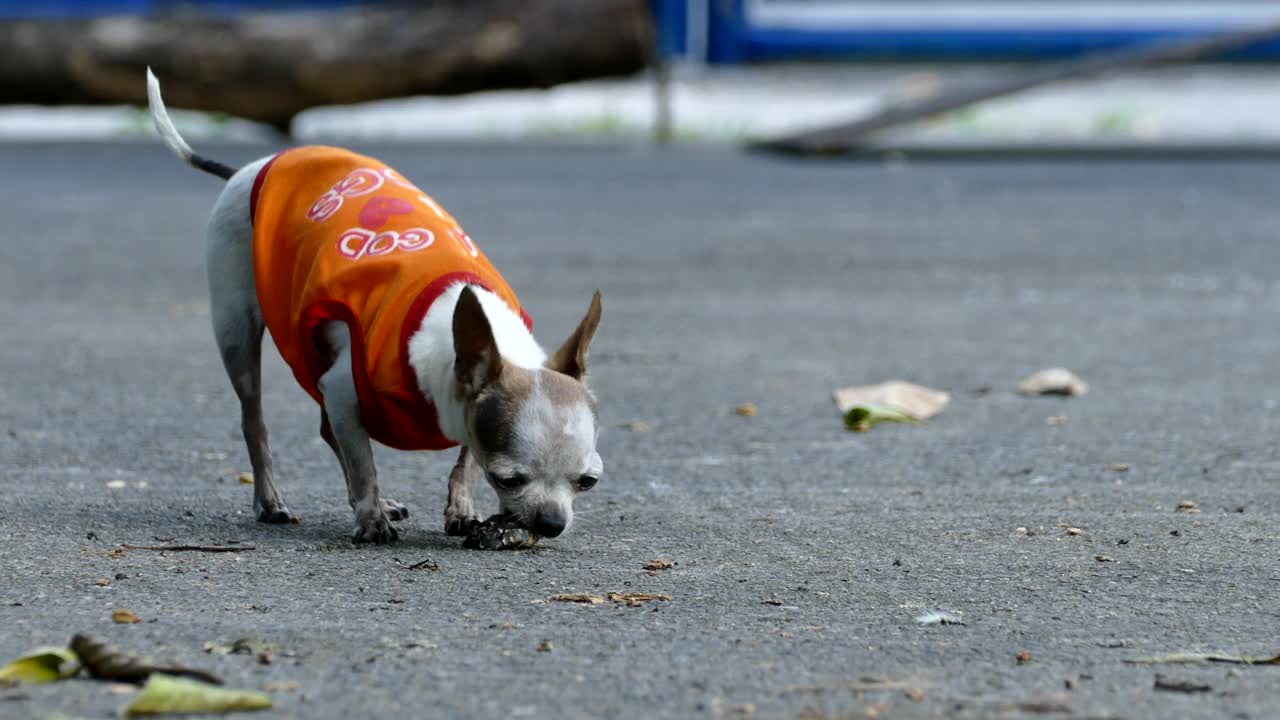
[146,69,602,545]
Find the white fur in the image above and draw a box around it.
[146,67,196,164]
[408,283,546,443]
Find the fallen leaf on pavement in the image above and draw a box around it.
[262,681,299,693]
[915,611,965,626]
[237,473,253,485]
[844,405,919,432]
[833,381,949,432]
[734,404,758,417]
[123,674,271,716]
[112,609,142,625]
[203,638,270,657]
[642,558,674,571]
[1127,652,1280,666]
[120,544,255,553]
[72,634,223,686]
[1153,675,1212,693]
[536,640,554,653]
[0,647,80,684]
[1017,368,1088,396]
[548,594,604,605]
[608,592,670,607]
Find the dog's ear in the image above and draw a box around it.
[453,286,502,393]
[546,290,602,381]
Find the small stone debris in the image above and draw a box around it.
[915,610,965,626]
[642,558,675,571]
[1015,650,1032,664]
[237,473,253,485]
[1176,500,1200,514]
[1095,555,1115,563]
[1064,527,1085,536]
[536,640,554,653]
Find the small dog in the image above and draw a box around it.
[146,69,603,545]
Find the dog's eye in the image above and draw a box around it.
[576,475,599,492]
[489,473,529,490]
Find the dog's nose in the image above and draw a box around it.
[530,509,567,538]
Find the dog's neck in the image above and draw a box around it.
[406,283,546,443]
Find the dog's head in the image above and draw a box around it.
[453,287,603,537]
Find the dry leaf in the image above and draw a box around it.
[1127,652,1280,665]
[1153,675,1211,693]
[262,681,299,692]
[1017,368,1088,396]
[832,381,949,424]
[123,674,271,716]
[536,640,554,653]
[642,558,674,571]
[72,634,222,686]
[112,609,142,625]
[1016,650,1032,664]
[547,594,604,605]
[734,404,758,417]
[608,592,670,607]
[0,647,80,684]
[237,473,253,485]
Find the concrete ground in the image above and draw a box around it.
[1,142,1278,719]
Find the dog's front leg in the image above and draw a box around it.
[317,327,397,544]
[444,446,482,535]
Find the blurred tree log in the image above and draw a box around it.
[0,0,652,130]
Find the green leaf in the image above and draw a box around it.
[843,404,920,432]
[0,646,80,683]
[123,674,271,717]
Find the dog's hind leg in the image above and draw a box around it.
[206,158,296,524]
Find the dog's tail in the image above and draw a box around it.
[145,67,237,181]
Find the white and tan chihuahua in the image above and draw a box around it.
[146,69,603,545]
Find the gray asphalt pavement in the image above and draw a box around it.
[1,143,1278,719]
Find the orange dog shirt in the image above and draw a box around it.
[250,146,530,450]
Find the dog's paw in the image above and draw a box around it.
[443,499,479,536]
[443,509,480,536]
[381,498,410,522]
[255,500,300,525]
[352,512,399,545]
